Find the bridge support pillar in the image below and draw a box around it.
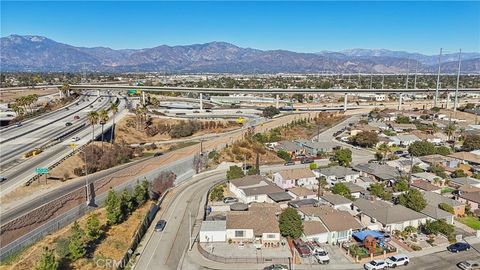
[199,93,203,110]
[343,93,348,111]
[275,94,279,109]
[142,91,146,106]
[59,89,63,98]
[454,90,459,111]
[97,90,100,97]
[445,92,450,109]
[398,93,403,110]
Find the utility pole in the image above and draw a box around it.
[413,61,418,89]
[454,49,462,112]
[434,48,443,108]
[405,59,410,90]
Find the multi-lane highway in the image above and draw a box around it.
[0,92,127,196]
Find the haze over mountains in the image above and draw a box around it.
[1,35,479,73]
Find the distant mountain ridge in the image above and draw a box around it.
[1,35,479,73]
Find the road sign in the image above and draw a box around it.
[70,143,77,150]
[36,167,49,174]
[236,117,244,124]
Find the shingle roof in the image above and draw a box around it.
[353,198,427,225]
[289,186,317,197]
[459,191,480,204]
[451,177,480,187]
[201,220,226,232]
[319,166,358,178]
[413,172,442,182]
[411,179,441,192]
[303,221,329,236]
[419,154,457,165]
[320,193,352,206]
[353,163,401,180]
[422,191,464,207]
[420,205,453,220]
[226,204,280,235]
[278,168,316,180]
[298,205,363,231]
[449,152,480,164]
[343,182,365,193]
[276,140,302,152]
[242,181,284,197]
[268,192,294,202]
[229,175,265,188]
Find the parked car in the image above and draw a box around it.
[154,219,167,232]
[223,197,238,204]
[65,122,73,126]
[74,115,80,120]
[0,176,6,183]
[284,160,295,166]
[263,264,288,270]
[458,260,480,270]
[313,248,330,264]
[293,239,311,257]
[301,158,314,164]
[364,260,387,270]
[448,242,471,253]
[153,152,163,157]
[385,254,409,268]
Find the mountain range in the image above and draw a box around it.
[1,35,479,73]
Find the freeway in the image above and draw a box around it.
[70,84,480,94]
[0,94,127,196]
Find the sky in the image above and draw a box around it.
[1,1,479,55]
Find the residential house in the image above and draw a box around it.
[412,172,443,184]
[420,205,454,224]
[294,139,337,156]
[302,220,330,244]
[288,186,318,200]
[353,163,401,182]
[388,123,417,132]
[274,140,304,156]
[352,198,429,232]
[387,157,427,173]
[419,154,460,172]
[411,130,444,145]
[228,175,284,204]
[457,191,480,211]
[317,166,360,186]
[273,168,317,189]
[390,134,421,146]
[320,193,352,210]
[411,179,441,194]
[422,191,465,216]
[298,205,363,244]
[350,124,380,136]
[343,182,365,199]
[449,152,480,166]
[226,204,281,247]
[368,121,390,130]
[450,177,480,188]
[199,220,227,243]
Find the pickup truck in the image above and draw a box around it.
[293,239,311,257]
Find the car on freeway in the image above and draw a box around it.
[364,259,387,270]
[15,122,22,127]
[447,242,471,253]
[74,115,80,120]
[193,110,200,113]
[223,197,238,204]
[154,219,167,232]
[385,254,409,268]
[71,137,81,142]
[284,160,295,166]
[236,111,242,114]
[65,107,70,110]
[0,176,7,183]
[458,260,480,270]
[65,122,73,126]
[153,152,163,157]
[263,264,288,270]
[206,109,212,112]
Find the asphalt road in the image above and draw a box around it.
[406,245,480,270]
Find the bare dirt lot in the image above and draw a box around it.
[0,87,58,103]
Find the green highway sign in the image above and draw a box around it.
[36,167,49,174]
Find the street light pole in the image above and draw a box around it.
[434,48,443,108]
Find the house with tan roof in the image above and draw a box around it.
[458,191,480,211]
[302,220,329,243]
[226,204,281,247]
[317,165,360,186]
[228,175,284,204]
[411,179,441,193]
[287,186,318,200]
[297,205,363,244]
[423,191,465,217]
[449,152,480,165]
[273,167,317,189]
[352,198,429,232]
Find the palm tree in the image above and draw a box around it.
[10,103,24,117]
[60,83,70,98]
[98,109,109,151]
[87,111,99,142]
[109,102,118,144]
[445,123,456,141]
[377,143,391,164]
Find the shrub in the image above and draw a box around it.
[438,203,455,214]
[409,244,422,251]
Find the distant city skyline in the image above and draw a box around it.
[1,1,479,55]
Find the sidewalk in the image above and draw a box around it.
[407,235,480,258]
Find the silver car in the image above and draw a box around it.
[458,261,480,270]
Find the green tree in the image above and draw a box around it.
[408,141,436,157]
[262,106,280,118]
[394,180,409,192]
[451,169,467,178]
[210,184,225,201]
[105,189,122,225]
[353,131,379,148]
[109,102,119,143]
[331,183,352,200]
[279,208,303,239]
[227,165,245,180]
[68,221,85,260]
[98,109,109,150]
[369,183,385,197]
[35,247,58,270]
[444,123,456,141]
[277,149,292,161]
[435,146,451,156]
[412,165,424,173]
[395,115,410,124]
[399,188,427,212]
[334,148,352,167]
[438,203,455,214]
[85,213,102,242]
[120,188,134,218]
[462,135,480,151]
[87,111,99,142]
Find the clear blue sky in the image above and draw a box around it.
[1,1,479,54]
